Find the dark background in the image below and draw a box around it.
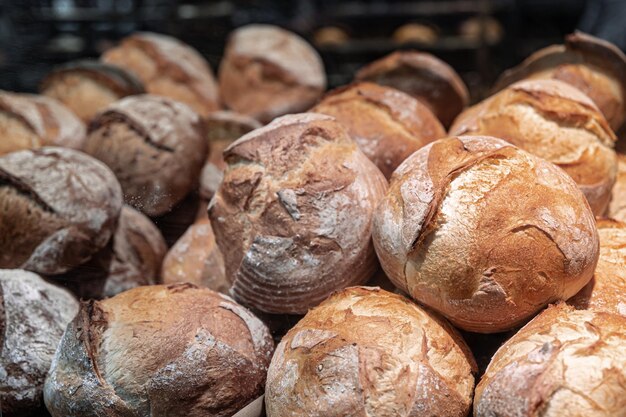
[1,0,623,102]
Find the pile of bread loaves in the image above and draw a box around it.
[1,25,625,417]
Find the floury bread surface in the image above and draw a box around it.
[209,113,388,314]
[373,135,599,332]
[265,287,477,417]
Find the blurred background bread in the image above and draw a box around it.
[373,136,599,333]
[266,287,476,417]
[209,113,387,314]
[312,82,445,178]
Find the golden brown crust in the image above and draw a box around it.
[102,32,220,116]
[494,31,626,130]
[450,79,617,215]
[312,82,445,178]
[218,24,326,123]
[209,113,388,314]
[265,286,476,417]
[474,304,626,417]
[44,284,274,417]
[355,50,469,128]
[567,218,626,315]
[608,153,626,221]
[373,135,599,333]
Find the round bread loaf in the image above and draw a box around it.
[84,95,206,217]
[313,26,349,47]
[355,50,469,128]
[312,82,445,178]
[44,283,274,417]
[265,286,477,417]
[608,153,626,221]
[0,147,123,275]
[199,111,262,200]
[0,91,85,155]
[161,217,228,294]
[474,303,626,417]
[459,17,504,44]
[568,218,626,315]
[392,23,439,45]
[494,32,626,130]
[40,60,144,122]
[0,269,78,417]
[55,205,167,299]
[450,79,617,215]
[209,113,388,314]
[373,135,599,333]
[102,32,220,116]
[218,24,326,123]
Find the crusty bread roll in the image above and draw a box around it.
[218,24,326,123]
[199,111,262,200]
[494,32,626,130]
[0,269,78,417]
[0,147,122,275]
[0,91,85,155]
[312,82,445,178]
[459,16,504,44]
[373,135,599,333]
[450,79,617,215]
[40,60,144,122]
[265,286,477,417]
[84,95,206,217]
[209,113,388,314]
[55,205,167,299]
[44,283,274,417]
[568,218,626,315]
[474,303,626,417]
[392,23,439,45]
[313,26,349,47]
[608,153,626,221]
[355,50,469,128]
[101,32,220,117]
[161,217,228,294]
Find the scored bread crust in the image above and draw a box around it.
[355,50,469,128]
[373,135,599,332]
[313,82,445,178]
[474,303,626,417]
[44,284,274,417]
[265,286,477,417]
[209,113,388,314]
[450,79,617,215]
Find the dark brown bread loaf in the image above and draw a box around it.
[312,82,445,178]
[102,32,220,117]
[209,113,388,314]
[355,50,469,128]
[84,95,206,217]
[373,135,599,333]
[44,284,274,417]
[40,60,144,122]
[265,287,477,417]
[218,24,326,123]
[0,269,78,417]
[0,147,122,275]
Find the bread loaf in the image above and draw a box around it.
[355,50,469,127]
[494,31,626,130]
[568,218,626,315]
[0,147,122,275]
[40,60,143,122]
[209,113,388,314]
[218,24,326,123]
[102,32,220,116]
[373,135,599,332]
[265,286,477,417]
[161,217,228,294]
[0,269,78,417]
[393,23,438,45]
[312,82,445,178]
[450,79,617,215]
[44,284,274,417]
[84,95,206,217]
[607,153,626,221]
[474,304,626,417]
